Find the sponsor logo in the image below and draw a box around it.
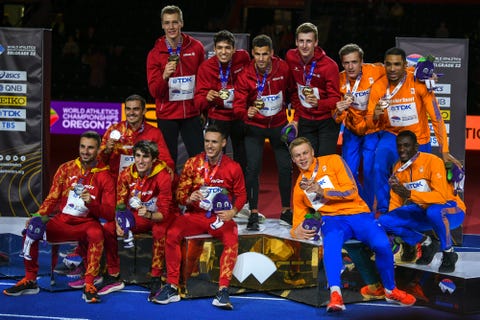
[0,95,27,106]
[0,70,27,81]
[0,83,27,93]
[5,45,37,56]
[439,278,456,294]
[0,45,5,55]
[233,252,276,283]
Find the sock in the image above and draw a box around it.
[330,286,341,295]
[444,247,454,252]
[421,236,432,246]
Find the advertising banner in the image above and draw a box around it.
[396,37,468,163]
[0,28,51,217]
[50,101,122,135]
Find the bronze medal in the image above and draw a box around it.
[218,88,230,100]
[344,93,355,104]
[302,86,314,97]
[168,54,180,63]
[253,99,265,110]
[378,98,390,109]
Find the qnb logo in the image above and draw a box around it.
[233,252,276,283]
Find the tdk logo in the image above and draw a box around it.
[0,70,27,81]
[354,90,370,97]
[390,104,412,111]
[172,77,192,84]
[406,181,423,189]
[264,95,280,102]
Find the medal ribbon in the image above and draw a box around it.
[133,175,148,198]
[304,61,317,87]
[346,72,362,95]
[165,36,182,58]
[301,158,319,182]
[395,152,420,173]
[203,153,222,186]
[385,74,406,100]
[218,60,232,90]
[255,67,269,100]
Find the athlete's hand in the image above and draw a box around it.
[163,61,177,80]
[206,90,219,102]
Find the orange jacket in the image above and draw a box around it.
[291,154,370,237]
[333,63,385,136]
[366,71,449,153]
[389,152,466,212]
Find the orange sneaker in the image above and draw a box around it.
[385,287,416,306]
[360,283,385,300]
[326,291,346,312]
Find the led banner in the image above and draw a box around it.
[50,101,122,135]
[396,37,468,163]
[0,28,51,217]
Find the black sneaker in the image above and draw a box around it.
[212,287,233,310]
[151,283,180,304]
[148,277,163,302]
[401,243,418,262]
[439,251,458,273]
[280,209,293,226]
[416,239,440,265]
[82,283,101,303]
[97,274,124,295]
[247,212,259,231]
[3,277,39,296]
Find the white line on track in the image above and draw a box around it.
[0,314,90,320]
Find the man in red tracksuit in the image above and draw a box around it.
[286,22,341,156]
[151,125,246,310]
[195,29,250,175]
[99,94,174,178]
[233,34,294,230]
[146,5,205,166]
[3,131,115,303]
[101,140,174,299]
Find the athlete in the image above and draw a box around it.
[289,137,416,312]
[286,22,341,156]
[3,131,115,303]
[146,5,205,165]
[378,130,465,273]
[151,125,246,310]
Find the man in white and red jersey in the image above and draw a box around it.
[4,131,115,303]
[195,30,250,174]
[146,5,205,165]
[333,44,385,209]
[366,47,459,215]
[233,34,294,230]
[99,94,174,178]
[100,140,175,300]
[152,125,246,310]
[286,22,341,156]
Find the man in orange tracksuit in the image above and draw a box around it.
[365,47,458,215]
[289,137,415,312]
[378,130,465,273]
[333,43,385,209]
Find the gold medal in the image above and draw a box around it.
[302,86,314,97]
[168,54,180,63]
[253,99,265,110]
[218,88,230,100]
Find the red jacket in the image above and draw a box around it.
[117,160,173,220]
[176,152,247,214]
[195,49,250,121]
[39,158,115,221]
[233,56,293,128]
[99,120,174,176]
[286,47,341,121]
[146,33,205,120]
